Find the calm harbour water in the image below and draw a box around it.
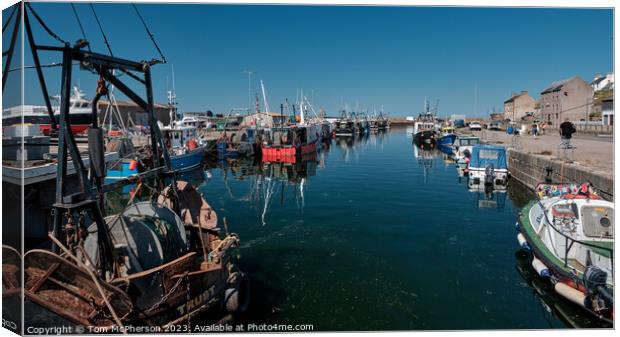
[171,127,603,330]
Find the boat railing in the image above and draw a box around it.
[536,200,614,274]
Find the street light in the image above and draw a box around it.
[243,70,256,113]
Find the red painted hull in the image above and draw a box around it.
[261,146,296,163]
[39,124,90,135]
[261,142,317,163]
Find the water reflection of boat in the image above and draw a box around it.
[413,143,436,183]
[516,184,614,324]
[213,154,320,226]
[515,250,612,328]
[469,187,507,210]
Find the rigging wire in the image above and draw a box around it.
[6,62,81,73]
[2,5,17,33]
[89,3,114,56]
[70,3,91,52]
[25,3,69,45]
[132,4,167,64]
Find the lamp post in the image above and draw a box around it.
[243,70,256,113]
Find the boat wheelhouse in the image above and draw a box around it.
[454,135,480,163]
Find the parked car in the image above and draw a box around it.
[469,122,482,131]
[488,121,503,131]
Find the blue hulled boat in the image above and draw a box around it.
[437,126,457,146]
[161,124,206,171]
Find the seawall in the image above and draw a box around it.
[507,149,613,201]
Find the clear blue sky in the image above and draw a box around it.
[2,3,613,117]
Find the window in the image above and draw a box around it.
[581,206,614,238]
[479,149,499,159]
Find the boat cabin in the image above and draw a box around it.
[441,126,455,134]
[469,145,508,171]
[455,136,480,147]
[162,126,198,150]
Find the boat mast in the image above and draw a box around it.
[300,89,305,125]
[260,80,270,113]
[167,64,178,125]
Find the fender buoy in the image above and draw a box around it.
[224,272,250,314]
[554,282,586,307]
[531,257,550,278]
[128,160,138,171]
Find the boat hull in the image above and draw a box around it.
[261,141,317,163]
[413,131,436,146]
[3,113,91,135]
[171,146,205,171]
[437,134,457,146]
[517,200,614,323]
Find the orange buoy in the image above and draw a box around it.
[187,138,198,150]
[128,160,138,171]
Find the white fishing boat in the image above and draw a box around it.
[453,134,480,168]
[517,183,614,324]
[2,86,93,135]
[466,144,509,189]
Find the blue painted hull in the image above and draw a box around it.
[105,161,138,194]
[171,146,205,171]
[438,134,457,146]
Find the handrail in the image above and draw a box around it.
[538,200,614,270]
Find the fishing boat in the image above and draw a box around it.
[437,126,457,146]
[412,99,439,146]
[377,108,389,130]
[453,135,480,169]
[160,87,206,170]
[161,124,206,171]
[261,125,319,163]
[516,183,614,324]
[466,144,509,189]
[334,110,355,136]
[412,120,437,146]
[21,181,247,329]
[2,86,93,135]
[261,94,320,163]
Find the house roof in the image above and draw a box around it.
[504,92,529,104]
[540,76,578,95]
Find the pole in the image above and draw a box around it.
[244,70,255,113]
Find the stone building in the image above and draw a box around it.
[539,76,593,126]
[98,99,170,127]
[503,91,535,121]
